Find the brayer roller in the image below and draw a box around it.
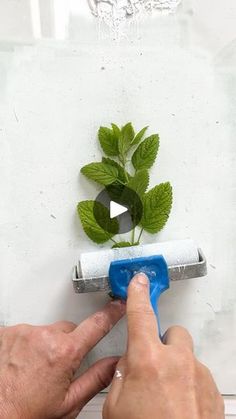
[72,240,207,316]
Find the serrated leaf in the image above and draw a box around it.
[131,134,159,171]
[127,169,149,196]
[111,123,121,140]
[132,126,148,146]
[77,200,118,244]
[140,182,173,233]
[118,122,135,156]
[98,126,119,156]
[102,157,130,183]
[81,162,118,185]
[112,241,132,248]
[105,183,125,203]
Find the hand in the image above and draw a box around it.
[0,300,125,419]
[103,274,224,419]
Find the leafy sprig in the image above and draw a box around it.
[77,123,173,247]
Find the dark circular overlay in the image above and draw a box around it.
[94,183,143,234]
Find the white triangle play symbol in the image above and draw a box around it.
[110,201,128,219]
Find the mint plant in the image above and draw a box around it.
[77,123,173,248]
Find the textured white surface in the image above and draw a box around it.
[0,0,236,395]
[80,239,199,277]
[79,395,236,418]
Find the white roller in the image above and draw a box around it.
[80,239,199,279]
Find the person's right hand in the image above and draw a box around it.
[103,273,224,419]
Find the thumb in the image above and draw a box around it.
[65,357,119,413]
[127,273,160,353]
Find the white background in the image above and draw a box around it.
[0,1,235,416]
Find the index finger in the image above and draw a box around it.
[127,273,160,353]
[70,300,126,362]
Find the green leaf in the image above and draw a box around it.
[118,122,135,156]
[132,126,148,146]
[98,126,119,156]
[140,182,173,233]
[127,169,149,196]
[112,241,132,248]
[81,162,118,185]
[77,200,119,244]
[131,134,159,171]
[111,123,121,140]
[102,157,130,183]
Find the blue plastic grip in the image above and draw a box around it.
[109,255,169,332]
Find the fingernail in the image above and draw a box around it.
[111,299,126,305]
[110,299,126,313]
[133,273,149,285]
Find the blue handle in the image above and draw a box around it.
[109,255,169,334]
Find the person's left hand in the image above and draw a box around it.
[0,300,125,419]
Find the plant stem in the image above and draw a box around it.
[124,169,129,183]
[118,155,125,166]
[131,227,136,245]
[110,237,118,245]
[119,155,129,184]
[137,227,144,243]
[116,179,126,186]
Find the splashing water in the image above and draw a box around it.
[88,0,181,34]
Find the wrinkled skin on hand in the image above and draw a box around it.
[103,274,225,419]
[0,300,125,419]
[0,274,224,419]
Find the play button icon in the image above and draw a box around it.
[93,183,143,234]
[110,201,128,218]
